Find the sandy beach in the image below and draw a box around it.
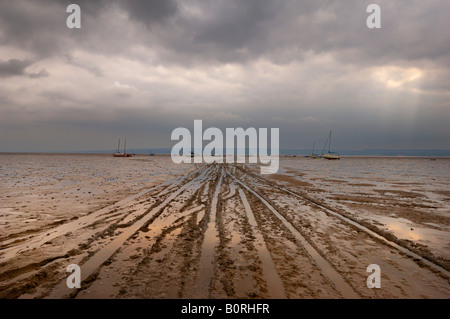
[0,154,449,299]
[0,155,450,298]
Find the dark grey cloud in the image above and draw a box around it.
[58,0,178,23]
[0,58,49,79]
[0,0,448,66]
[192,0,278,48]
[0,59,32,77]
[119,0,178,25]
[0,0,64,58]
[58,0,110,16]
[0,0,178,60]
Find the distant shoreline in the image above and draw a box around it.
[1,152,449,159]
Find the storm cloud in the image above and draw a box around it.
[0,59,33,77]
[0,0,449,152]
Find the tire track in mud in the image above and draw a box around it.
[195,166,224,299]
[0,166,203,264]
[78,191,208,298]
[99,170,214,299]
[204,174,284,299]
[6,162,448,299]
[0,166,203,298]
[228,168,360,299]
[45,166,214,298]
[239,166,450,278]
[237,188,287,298]
[110,165,344,299]
[209,175,256,298]
[0,168,204,292]
[82,166,217,299]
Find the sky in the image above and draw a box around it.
[0,0,449,152]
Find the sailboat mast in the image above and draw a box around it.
[321,134,328,156]
[124,139,127,154]
[118,139,121,153]
[328,131,332,153]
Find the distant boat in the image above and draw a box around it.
[113,139,133,157]
[305,142,320,159]
[321,131,340,160]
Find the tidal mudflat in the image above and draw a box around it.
[0,154,449,299]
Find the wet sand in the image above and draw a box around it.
[0,154,449,298]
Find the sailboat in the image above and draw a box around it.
[321,131,340,160]
[305,142,320,159]
[113,139,133,157]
